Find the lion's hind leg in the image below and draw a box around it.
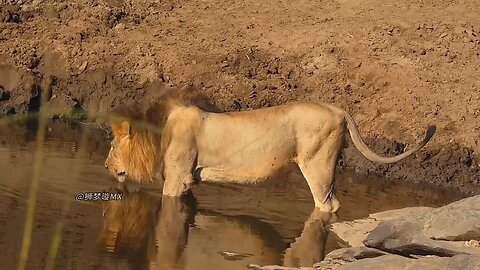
[297,131,343,213]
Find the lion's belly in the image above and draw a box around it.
[197,162,289,184]
[194,111,298,183]
[196,137,296,183]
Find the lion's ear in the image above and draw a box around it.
[111,120,132,139]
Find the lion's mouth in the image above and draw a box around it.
[116,172,127,182]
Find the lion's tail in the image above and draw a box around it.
[343,111,436,164]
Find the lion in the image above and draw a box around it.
[104,87,436,213]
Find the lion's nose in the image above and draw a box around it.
[104,162,108,169]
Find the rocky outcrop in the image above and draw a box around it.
[363,196,480,257]
[251,195,480,270]
[328,207,433,247]
[330,195,480,269]
[422,196,480,241]
[315,250,480,270]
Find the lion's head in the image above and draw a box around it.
[104,86,221,183]
[104,103,160,183]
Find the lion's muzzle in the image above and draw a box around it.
[116,172,127,183]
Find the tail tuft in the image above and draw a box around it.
[425,125,436,142]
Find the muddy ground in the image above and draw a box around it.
[0,0,479,194]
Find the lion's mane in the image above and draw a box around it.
[108,87,219,183]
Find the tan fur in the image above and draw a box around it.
[105,87,435,212]
[100,188,158,261]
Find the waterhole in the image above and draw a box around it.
[0,120,464,270]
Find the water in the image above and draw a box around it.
[0,120,464,270]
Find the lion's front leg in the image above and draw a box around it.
[162,141,198,197]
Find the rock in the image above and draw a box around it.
[328,198,480,269]
[77,61,88,74]
[313,247,388,269]
[247,264,314,270]
[324,246,388,261]
[315,247,480,269]
[423,196,480,241]
[370,207,433,221]
[365,229,475,257]
[329,207,433,247]
[466,240,480,248]
[446,254,480,270]
[339,254,446,270]
[329,218,380,247]
[113,22,126,31]
[312,247,387,269]
[330,254,480,270]
[0,6,22,23]
[363,196,480,257]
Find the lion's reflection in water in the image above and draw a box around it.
[99,185,160,269]
[100,185,195,270]
[99,184,336,270]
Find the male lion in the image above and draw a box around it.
[104,87,435,213]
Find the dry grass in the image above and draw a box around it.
[17,80,50,270]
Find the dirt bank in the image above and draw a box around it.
[0,0,479,194]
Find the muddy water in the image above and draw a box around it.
[0,120,464,270]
